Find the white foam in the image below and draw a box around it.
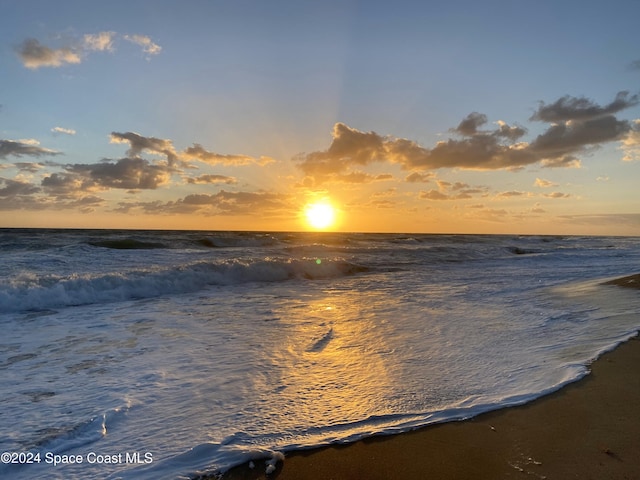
[0,258,366,313]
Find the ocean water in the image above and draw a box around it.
[1,229,639,479]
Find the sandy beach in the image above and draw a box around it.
[221,277,640,480]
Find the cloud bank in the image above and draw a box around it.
[0,88,638,223]
[297,91,638,185]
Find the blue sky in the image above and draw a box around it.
[1,0,640,233]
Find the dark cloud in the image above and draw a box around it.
[41,173,87,194]
[183,144,273,166]
[211,190,293,215]
[116,190,294,216]
[15,38,81,69]
[529,115,630,157]
[297,123,386,178]
[530,91,639,122]
[543,192,571,199]
[497,190,526,197]
[110,132,179,165]
[0,178,40,197]
[399,134,537,170]
[186,174,237,185]
[419,189,473,201]
[297,121,539,178]
[419,190,449,200]
[454,112,488,136]
[68,157,172,190]
[300,90,636,181]
[14,162,45,173]
[375,173,394,181]
[0,139,60,159]
[493,121,527,141]
[405,172,435,183]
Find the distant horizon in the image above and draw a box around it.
[2,1,640,235]
[2,225,639,238]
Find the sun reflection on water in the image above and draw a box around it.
[264,287,397,432]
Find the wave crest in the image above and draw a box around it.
[0,258,368,313]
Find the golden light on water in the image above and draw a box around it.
[304,200,336,230]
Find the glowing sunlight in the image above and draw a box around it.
[304,200,336,230]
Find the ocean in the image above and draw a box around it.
[1,229,639,479]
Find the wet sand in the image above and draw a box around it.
[221,277,640,480]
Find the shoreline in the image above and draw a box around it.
[220,276,640,480]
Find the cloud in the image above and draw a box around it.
[438,181,471,191]
[186,174,237,185]
[0,174,104,212]
[529,115,630,157]
[110,132,179,165]
[619,119,640,161]
[531,206,546,214]
[299,89,639,183]
[540,155,581,169]
[83,32,116,52]
[209,190,293,215]
[497,190,526,197]
[68,157,172,190]
[332,171,378,183]
[16,32,161,69]
[375,173,394,181]
[494,120,527,142]
[116,190,294,216]
[0,139,60,159]
[297,123,386,182]
[123,34,162,56]
[0,178,40,197]
[543,192,571,199]
[297,121,537,177]
[454,112,488,136]
[530,91,639,122]
[405,172,434,183]
[15,38,81,69]
[534,178,558,188]
[41,172,89,195]
[14,162,45,173]
[419,189,472,201]
[419,189,449,200]
[183,144,273,166]
[52,127,76,136]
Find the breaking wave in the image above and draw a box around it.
[0,258,368,313]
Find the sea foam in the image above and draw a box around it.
[0,258,366,313]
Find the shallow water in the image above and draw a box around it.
[1,230,639,478]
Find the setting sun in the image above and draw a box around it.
[304,201,336,230]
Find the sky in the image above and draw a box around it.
[1,0,640,234]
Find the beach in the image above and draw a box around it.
[222,277,640,480]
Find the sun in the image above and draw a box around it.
[304,201,336,230]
